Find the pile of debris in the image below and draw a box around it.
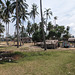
[0,51,14,62]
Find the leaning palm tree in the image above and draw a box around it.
[44,8,52,33]
[40,0,46,50]
[30,3,39,23]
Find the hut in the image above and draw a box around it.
[68,38,75,47]
[21,37,32,43]
[36,40,58,49]
[46,40,58,49]
[68,38,75,43]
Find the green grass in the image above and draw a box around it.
[0,50,75,75]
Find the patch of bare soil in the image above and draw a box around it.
[57,47,75,51]
[0,51,21,62]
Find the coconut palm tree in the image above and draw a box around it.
[30,3,39,23]
[3,0,11,36]
[2,0,11,45]
[40,0,46,50]
[44,8,52,33]
[11,0,28,48]
[16,0,19,48]
[54,16,57,26]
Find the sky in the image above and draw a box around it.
[3,0,75,37]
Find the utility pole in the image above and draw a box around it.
[40,0,47,50]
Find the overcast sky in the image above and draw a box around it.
[3,0,75,37]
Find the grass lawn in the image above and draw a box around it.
[0,49,75,75]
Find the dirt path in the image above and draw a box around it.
[0,42,75,52]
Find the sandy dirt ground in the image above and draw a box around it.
[0,42,75,52]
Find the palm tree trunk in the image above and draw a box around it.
[8,22,9,36]
[34,17,35,24]
[40,0,47,50]
[54,19,56,26]
[16,0,19,48]
[6,24,7,37]
[46,15,48,35]
[6,23,8,45]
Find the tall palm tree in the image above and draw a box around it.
[2,0,11,45]
[54,16,57,26]
[40,0,46,50]
[3,0,11,36]
[16,0,19,48]
[30,3,39,23]
[44,8,52,33]
[11,0,28,48]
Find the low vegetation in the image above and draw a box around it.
[0,49,75,75]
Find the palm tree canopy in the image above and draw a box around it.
[54,16,57,20]
[30,3,39,20]
[2,0,11,24]
[11,0,28,13]
[44,8,52,19]
[11,0,29,24]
